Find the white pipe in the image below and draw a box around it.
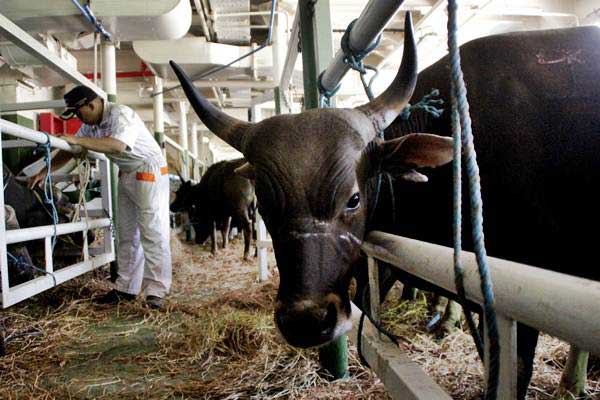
[0,119,106,160]
[190,123,199,158]
[178,101,189,179]
[319,0,406,93]
[153,76,164,134]
[5,218,111,245]
[163,135,202,164]
[93,32,99,86]
[101,40,117,99]
[191,122,199,181]
[3,253,114,308]
[362,232,600,354]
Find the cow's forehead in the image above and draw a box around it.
[246,108,368,160]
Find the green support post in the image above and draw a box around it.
[298,0,319,110]
[299,0,348,380]
[274,87,283,115]
[154,131,164,147]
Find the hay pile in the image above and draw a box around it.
[379,284,600,400]
[0,233,387,399]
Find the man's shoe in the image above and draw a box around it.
[145,295,165,310]
[95,289,136,304]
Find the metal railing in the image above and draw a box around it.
[1,120,115,308]
[163,135,204,182]
[356,231,600,399]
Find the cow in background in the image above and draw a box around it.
[170,158,255,260]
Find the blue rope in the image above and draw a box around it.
[399,89,445,120]
[447,1,499,399]
[451,82,484,361]
[36,133,59,255]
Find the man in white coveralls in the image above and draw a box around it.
[29,86,171,309]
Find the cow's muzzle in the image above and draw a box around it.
[275,293,351,348]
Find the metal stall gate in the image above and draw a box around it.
[0,120,115,308]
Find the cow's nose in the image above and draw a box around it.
[275,294,346,348]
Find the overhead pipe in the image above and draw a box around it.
[156,0,278,96]
[69,0,112,41]
[319,0,406,94]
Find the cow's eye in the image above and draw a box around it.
[346,193,360,211]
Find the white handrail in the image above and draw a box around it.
[0,119,106,160]
[362,231,600,354]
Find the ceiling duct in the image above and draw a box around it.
[0,0,191,41]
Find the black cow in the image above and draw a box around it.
[3,164,88,267]
[171,158,256,260]
[3,204,35,286]
[366,25,599,399]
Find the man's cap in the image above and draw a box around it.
[60,86,99,120]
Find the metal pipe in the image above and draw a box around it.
[319,0,406,93]
[178,101,189,180]
[5,218,111,245]
[190,123,199,158]
[3,253,114,308]
[93,32,98,85]
[163,135,201,164]
[101,40,117,102]
[0,100,66,112]
[153,76,165,149]
[0,119,106,160]
[362,232,600,354]
[193,0,212,41]
[69,0,112,40]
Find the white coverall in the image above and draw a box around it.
[77,102,171,298]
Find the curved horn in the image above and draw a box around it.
[356,12,418,142]
[169,61,252,152]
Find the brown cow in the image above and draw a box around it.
[171,12,453,348]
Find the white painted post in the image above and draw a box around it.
[99,158,114,256]
[178,101,189,180]
[0,127,9,306]
[367,257,381,324]
[101,39,118,254]
[256,211,269,282]
[191,122,199,181]
[153,76,166,158]
[101,40,117,101]
[485,314,518,400]
[199,131,207,174]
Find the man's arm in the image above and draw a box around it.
[58,135,127,154]
[27,150,73,188]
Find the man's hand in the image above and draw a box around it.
[27,169,47,189]
[56,134,80,145]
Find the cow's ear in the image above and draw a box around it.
[359,133,453,183]
[234,162,256,180]
[379,133,453,177]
